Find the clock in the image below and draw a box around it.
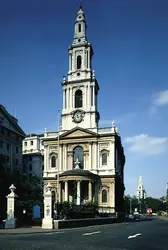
[72,110,85,123]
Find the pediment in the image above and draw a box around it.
[60,127,98,139]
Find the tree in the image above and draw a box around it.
[0,169,43,220]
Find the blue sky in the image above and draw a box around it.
[1,0,168,198]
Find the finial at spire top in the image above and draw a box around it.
[79,2,83,9]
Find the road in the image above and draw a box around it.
[0,218,168,250]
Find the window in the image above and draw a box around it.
[102,151,107,165]
[29,163,32,171]
[78,23,81,32]
[0,140,3,148]
[24,141,27,146]
[102,190,107,203]
[31,141,33,146]
[7,143,10,151]
[77,55,82,69]
[51,155,56,168]
[16,159,18,166]
[6,156,10,164]
[16,146,18,153]
[7,130,10,137]
[73,146,84,169]
[75,89,83,108]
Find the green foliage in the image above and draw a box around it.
[0,169,43,219]
[124,194,165,214]
[55,201,99,219]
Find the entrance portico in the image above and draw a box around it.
[58,168,100,205]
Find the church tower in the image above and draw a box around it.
[137,176,147,200]
[61,4,100,131]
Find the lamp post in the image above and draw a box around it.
[56,109,60,219]
[130,197,132,214]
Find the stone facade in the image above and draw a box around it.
[43,5,125,213]
[22,135,44,177]
[0,105,25,173]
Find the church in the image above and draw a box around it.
[43,5,125,214]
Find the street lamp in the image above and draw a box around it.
[56,109,60,219]
[130,198,132,214]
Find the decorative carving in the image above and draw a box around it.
[76,50,83,56]
[74,158,80,169]
[99,143,108,149]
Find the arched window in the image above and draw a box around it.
[75,89,83,108]
[51,155,56,168]
[78,23,81,32]
[102,151,107,165]
[73,146,84,169]
[77,55,82,69]
[102,190,107,203]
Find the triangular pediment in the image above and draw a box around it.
[60,127,98,139]
[0,105,25,136]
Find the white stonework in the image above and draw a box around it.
[61,6,99,131]
[5,184,17,229]
[137,176,147,200]
[42,183,53,229]
[22,135,44,177]
[42,5,125,213]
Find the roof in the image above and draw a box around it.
[60,168,100,179]
[0,105,25,137]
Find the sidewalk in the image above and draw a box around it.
[0,227,57,235]
[157,216,168,221]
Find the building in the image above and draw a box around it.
[137,176,147,200]
[42,5,125,213]
[22,134,44,178]
[0,105,25,173]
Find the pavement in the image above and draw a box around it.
[0,217,168,249]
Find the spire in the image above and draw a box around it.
[73,3,87,45]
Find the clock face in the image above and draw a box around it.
[72,110,85,123]
[74,111,82,123]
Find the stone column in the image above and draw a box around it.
[93,85,95,106]
[66,88,69,109]
[97,143,100,170]
[88,181,92,201]
[94,142,98,171]
[77,181,81,205]
[63,89,65,109]
[5,184,17,229]
[64,181,68,202]
[85,85,87,108]
[60,144,62,171]
[89,142,92,170]
[69,53,72,72]
[64,145,67,171]
[42,183,53,229]
[69,88,72,109]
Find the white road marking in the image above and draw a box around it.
[128,233,142,239]
[82,231,101,236]
[44,232,54,235]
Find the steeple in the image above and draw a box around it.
[73,3,87,45]
[61,5,100,131]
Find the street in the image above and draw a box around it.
[0,218,168,250]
